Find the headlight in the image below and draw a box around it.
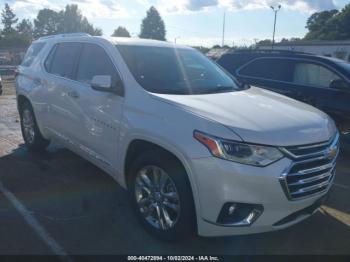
[194,130,283,167]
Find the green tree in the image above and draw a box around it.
[1,3,18,35]
[111,26,130,37]
[139,6,166,41]
[80,17,102,36]
[34,9,62,38]
[257,39,272,45]
[17,19,33,40]
[59,4,82,33]
[304,4,350,40]
[33,5,102,38]
[0,4,31,48]
[304,9,338,40]
[331,4,350,40]
[59,5,102,35]
[0,31,31,47]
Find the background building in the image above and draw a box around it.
[257,40,350,62]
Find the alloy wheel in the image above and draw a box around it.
[22,109,35,144]
[134,165,181,230]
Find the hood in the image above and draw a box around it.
[151,87,336,146]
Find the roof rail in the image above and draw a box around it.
[38,33,91,41]
[228,49,308,55]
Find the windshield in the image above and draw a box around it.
[337,61,350,73]
[117,45,242,95]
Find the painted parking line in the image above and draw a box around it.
[333,183,350,191]
[320,206,350,227]
[0,180,73,261]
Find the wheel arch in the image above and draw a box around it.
[123,138,200,232]
[123,137,200,225]
[124,139,189,187]
[17,94,31,112]
[17,94,49,141]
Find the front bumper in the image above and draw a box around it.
[190,156,334,237]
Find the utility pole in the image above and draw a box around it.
[270,5,281,50]
[174,36,180,44]
[222,11,226,47]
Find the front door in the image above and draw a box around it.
[237,57,300,99]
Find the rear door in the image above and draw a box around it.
[16,42,46,121]
[237,57,299,98]
[291,60,350,129]
[43,42,82,140]
[65,42,124,172]
[217,54,255,77]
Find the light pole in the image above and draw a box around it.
[222,11,226,47]
[270,5,281,50]
[174,36,180,44]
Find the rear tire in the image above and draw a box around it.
[128,150,196,241]
[19,101,50,152]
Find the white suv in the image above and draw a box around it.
[16,33,339,240]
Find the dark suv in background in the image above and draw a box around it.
[217,50,350,132]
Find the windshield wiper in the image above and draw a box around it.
[204,86,234,94]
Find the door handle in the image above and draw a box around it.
[67,90,79,99]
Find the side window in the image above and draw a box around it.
[48,42,81,79]
[21,42,45,67]
[238,58,294,82]
[76,43,120,86]
[44,44,57,72]
[293,63,342,88]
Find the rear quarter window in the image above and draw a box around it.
[293,62,342,88]
[21,42,45,67]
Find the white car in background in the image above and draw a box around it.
[15,33,339,240]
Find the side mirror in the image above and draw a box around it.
[91,75,112,90]
[330,79,350,91]
[236,78,250,89]
[90,75,123,95]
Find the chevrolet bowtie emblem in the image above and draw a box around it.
[325,145,338,160]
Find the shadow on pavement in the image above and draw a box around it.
[0,143,349,255]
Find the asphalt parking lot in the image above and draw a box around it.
[0,76,349,255]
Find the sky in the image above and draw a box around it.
[3,0,350,47]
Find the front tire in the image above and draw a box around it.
[129,150,195,241]
[19,101,50,152]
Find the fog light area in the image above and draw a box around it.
[216,202,264,226]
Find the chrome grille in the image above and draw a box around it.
[279,133,339,200]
